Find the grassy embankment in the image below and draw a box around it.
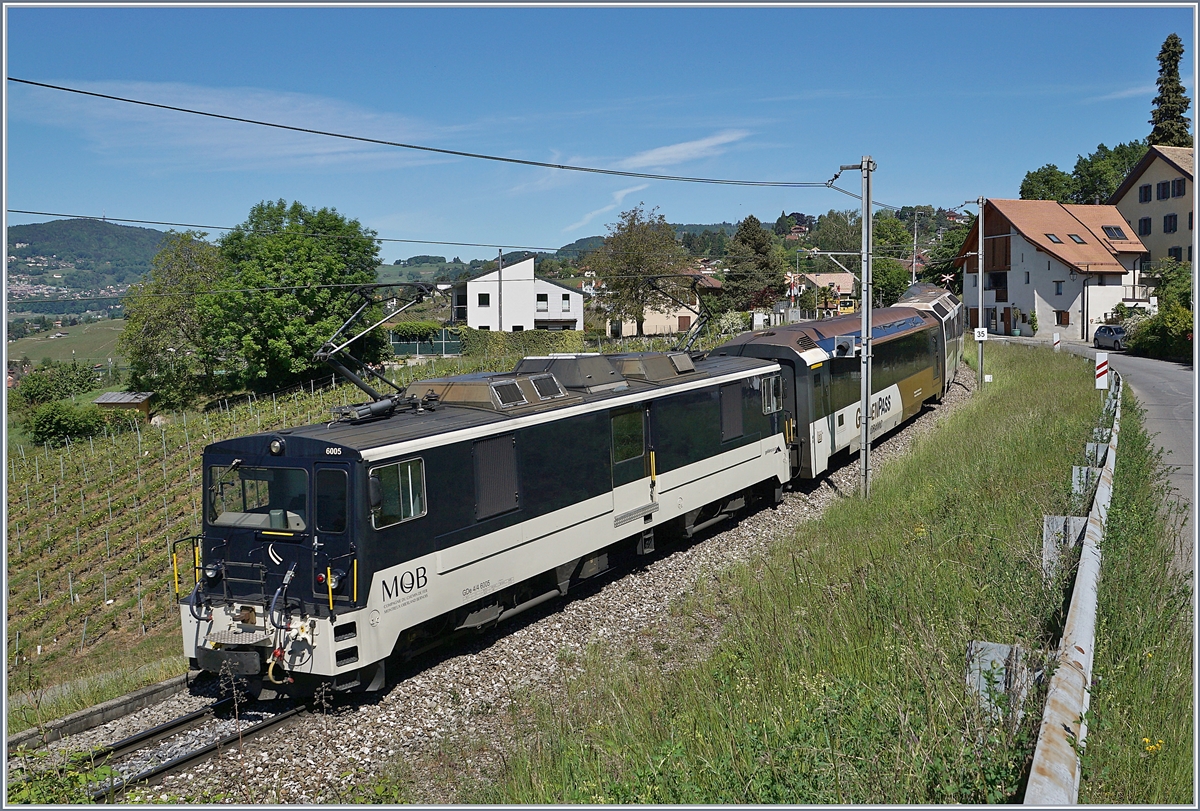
[358,342,1188,803]
[1076,394,1193,803]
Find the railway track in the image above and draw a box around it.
[83,698,305,802]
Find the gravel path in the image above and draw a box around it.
[30,365,975,803]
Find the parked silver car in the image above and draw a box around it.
[1093,325,1127,350]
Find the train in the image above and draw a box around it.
[177,284,964,698]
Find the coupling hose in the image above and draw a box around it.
[188,582,207,621]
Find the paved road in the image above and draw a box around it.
[997,335,1194,574]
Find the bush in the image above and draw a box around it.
[1127,303,1192,360]
[457,327,584,358]
[24,401,107,445]
[12,361,97,408]
[389,321,443,343]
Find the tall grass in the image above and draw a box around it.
[1077,393,1193,803]
[467,343,1112,803]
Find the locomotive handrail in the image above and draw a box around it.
[170,535,204,599]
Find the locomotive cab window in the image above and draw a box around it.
[208,465,308,531]
[761,374,783,415]
[315,468,348,533]
[370,458,426,529]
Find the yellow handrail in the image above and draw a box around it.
[327,567,334,611]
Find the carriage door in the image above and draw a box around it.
[810,364,833,475]
[313,464,354,610]
[610,405,656,531]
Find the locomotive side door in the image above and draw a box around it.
[610,405,655,530]
[312,463,354,610]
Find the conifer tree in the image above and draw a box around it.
[1149,33,1193,148]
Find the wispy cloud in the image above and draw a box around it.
[9,79,464,172]
[1082,84,1156,104]
[615,130,751,170]
[562,184,650,233]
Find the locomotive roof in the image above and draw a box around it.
[205,353,777,461]
[713,305,937,366]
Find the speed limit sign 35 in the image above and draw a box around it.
[974,327,988,341]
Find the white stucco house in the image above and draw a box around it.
[449,257,585,331]
[954,199,1150,342]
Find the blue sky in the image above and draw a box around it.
[4,4,1195,263]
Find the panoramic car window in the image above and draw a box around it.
[208,466,308,530]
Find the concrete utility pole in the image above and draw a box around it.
[976,196,985,390]
[843,156,876,498]
[497,249,504,332]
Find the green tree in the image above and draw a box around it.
[924,220,973,293]
[1149,33,1193,147]
[206,200,388,390]
[12,360,97,409]
[1144,258,1192,311]
[873,214,912,263]
[872,258,910,307]
[1072,141,1148,204]
[773,211,797,236]
[1020,164,1076,203]
[808,209,861,278]
[584,204,692,336]
[722,215,788,310]
[118,230,225,406]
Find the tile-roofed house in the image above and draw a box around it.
[1107,144,1194,268]
[800,272,857,315]
[954,199,1149,341]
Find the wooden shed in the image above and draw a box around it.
[93,391,155,418]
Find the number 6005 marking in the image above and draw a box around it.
[325,447,342,455]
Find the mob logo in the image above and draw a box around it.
[382,567,428,600]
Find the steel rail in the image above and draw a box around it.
[1023,371,1122,804]
[82,697,234,765]
[89,703,306,802]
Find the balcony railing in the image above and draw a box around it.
[1121,285,1153,302]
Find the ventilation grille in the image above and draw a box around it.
[491,381,527,407]
[932,301,949,318]
[531,374,564,399]
[795,334,819,352]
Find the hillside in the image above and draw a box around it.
[7,219,166,316]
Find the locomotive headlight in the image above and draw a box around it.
[268,438,286,456]
[203,561,223,582]
[328,568,346,591]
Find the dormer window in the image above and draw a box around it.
[1068,234,1086,244]
[1045,233,1063,244]
[1102,225,1127,240]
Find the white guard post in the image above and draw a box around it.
[1053,332,1061,352]
[1095,352,1109,390]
